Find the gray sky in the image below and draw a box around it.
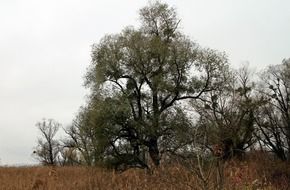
[0,0,289,165]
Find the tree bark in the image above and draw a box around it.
[148,137,160,166]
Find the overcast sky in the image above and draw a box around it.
[0,0,289,165]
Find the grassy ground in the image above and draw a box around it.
[0,153,289,190]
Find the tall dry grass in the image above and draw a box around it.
[0,152,289,190]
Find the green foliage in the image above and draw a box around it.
[76,1,229,169]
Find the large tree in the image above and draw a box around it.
[83,2,228,168]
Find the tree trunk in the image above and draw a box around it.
[148,137,160,166]
[287,121,290,161]
[49,142,54,165]
[277,149,287,161]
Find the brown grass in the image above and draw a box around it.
[0,152,289,190]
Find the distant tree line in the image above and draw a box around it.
[33,2,290,170]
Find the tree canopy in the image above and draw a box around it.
[80,1,229,168]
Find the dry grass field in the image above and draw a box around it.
[0,153,289,190]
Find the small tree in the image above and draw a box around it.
[255,58,290,160]
[34,119,61,165]
[193,65,258,160]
